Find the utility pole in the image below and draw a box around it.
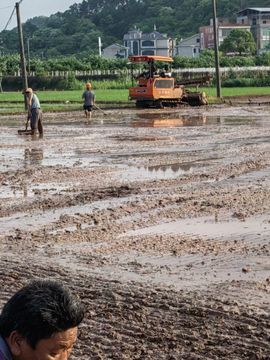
[16,1,28,109]
[27,37,31,74]
[212,0,221,98]
[98,37,102,56]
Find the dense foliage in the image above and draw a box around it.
[220,29,257,55]
[1,0,270,56]
[2,50,270,77]
[2,50,270,90]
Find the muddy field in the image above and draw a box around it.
[0,104,269,359]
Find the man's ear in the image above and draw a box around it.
[6,330,24,356]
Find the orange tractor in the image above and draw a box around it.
[128,55,208,108]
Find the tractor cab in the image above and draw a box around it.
[128,55,207,108]
[128,55,183,107]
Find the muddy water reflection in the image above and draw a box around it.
[119,160,212,181]
[24,148,43,166]
[132,115,207,127]
[0,182,72,200]
[131,114,264,128]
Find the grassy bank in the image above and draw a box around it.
[0,89,130,113]
[201,86,270,97]
[0,89,129,103]
[1,87,270,113]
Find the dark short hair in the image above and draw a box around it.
[0,280,84,348]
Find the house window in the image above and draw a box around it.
[262,40,270,48]
[196,38,200,43]
[142,50,155,55]
[262,29,270,37]
[252,18,256,25]
[133,41,139,55]
[142,40,155,47]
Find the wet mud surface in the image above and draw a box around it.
[0,105,270,359]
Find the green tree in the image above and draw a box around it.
[2,0,270,57]
[219,29,256,55]
[255,51,270,65]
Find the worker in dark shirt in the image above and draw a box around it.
[82,82,95,121]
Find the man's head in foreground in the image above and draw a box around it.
[0,280,84,360]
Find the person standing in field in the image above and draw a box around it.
[24,88,43,135]
[82,82,95,121]
[0,279,84,360]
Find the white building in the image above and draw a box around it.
[102,43,129,58]
[175,34,201,58]
[123,28,175,57]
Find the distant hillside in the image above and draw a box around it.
[1,0,269,57]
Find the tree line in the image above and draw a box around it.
[2,50,270,76]
[0,0,270,57]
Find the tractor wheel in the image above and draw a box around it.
[136,100,146,108]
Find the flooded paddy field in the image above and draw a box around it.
[0,105,269,359]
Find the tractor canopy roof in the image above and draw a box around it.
[128,55,173,63]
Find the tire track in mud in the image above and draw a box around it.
[1,150,269,216]
[0,184,137,217]
[1,160,270,236]
[0,258,269,360]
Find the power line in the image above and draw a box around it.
[1,0,24,26]
[2,5,16,32]
[1,1,25,33]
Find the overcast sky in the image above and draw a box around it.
[0,0,82,31]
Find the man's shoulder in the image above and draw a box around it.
[0,336,12,360]
[0,351,7,360]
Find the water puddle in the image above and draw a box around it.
[1,113,269,172]
[117,158,217,181]
[214,167,270,187]
[0,182,73,200]
[49,250,270,292]
[0,146,102,171]
[131,115,207,127]
[127,214,270,241]
[41,150,101,168]
[130,114,266,128]
[100,253,270,291]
